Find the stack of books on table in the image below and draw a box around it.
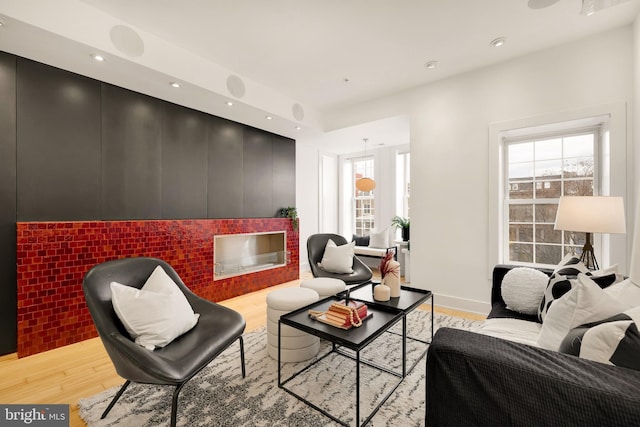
[321,300,369,329]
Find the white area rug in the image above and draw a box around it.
[79,311,480,426]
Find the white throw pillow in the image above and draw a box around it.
[111,265,200,350]
[559,306,640,371]
[501,267,548,315]
[369,228,389,249]
[318,239,355,274]
[537,258,622,322]
[604,278,640,309]
[537,274,625,351]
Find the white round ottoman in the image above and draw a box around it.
[266,287,320,362]
[300,277,347,298]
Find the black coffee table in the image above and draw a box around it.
[278,286,433,426]
[345,284,434,377]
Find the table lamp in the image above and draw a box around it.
[554,196,626,270]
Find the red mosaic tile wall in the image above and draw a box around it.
[16,219,299,357]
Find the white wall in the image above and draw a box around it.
[635,14,640,215]
[323,26,635,314]
[296,142,320,272]
[631,14,640,282]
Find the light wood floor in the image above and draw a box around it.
[0,273,485,427]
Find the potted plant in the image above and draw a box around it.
[391,216,410,241]
[279,207,298,231]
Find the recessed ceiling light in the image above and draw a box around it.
[91,54,105,62]
[0,21,4,27]
[266,115,273,120]
[424,61,438,69]
[490,37,506,48]
[295,126,301,130]
[170,82,181,88]
[226,101,233,106]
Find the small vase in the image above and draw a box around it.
[384,265,401,298]
[373,284,391,301]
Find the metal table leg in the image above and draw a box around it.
[356,349,360,425]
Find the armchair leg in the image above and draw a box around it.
[239,335,246,378]
[171,382,186,427]
[101,380,131,419]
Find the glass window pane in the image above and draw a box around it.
[534,159,562,178]
[509,224,533,242]
[509,142,533,163]
[536,244,562,265]
[564,179,593,196]
[534,181,561,198]
[564,134,594,158]
[535,224,561,244]
[564,231,586,246]
[564,157,594,178]
[509,204,533,222]
[535,204,558,223]
[535,138,562,160]
[505,127,597,266]
[509,182,533,199]
[565,246,583,257]
[510,243,533,263]
[509,162,534,181]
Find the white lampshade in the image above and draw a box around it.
[554,196,626,234]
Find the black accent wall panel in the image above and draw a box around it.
[272,136,296,215]
[0,52,17,355]
[101,84,162,219]
[16,59,102,221]
[0,51,297,355]
[208,117,244,218]
[243,127,273,217]
[161,103,208,219]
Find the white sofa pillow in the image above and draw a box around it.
[318,239,355,274]
[369,228,389,249]
[501,267,548,315]
[559,306,640,371]
[538,259,622,322]
[537,274,625,351]
[111,265,200,350]
[604,278,640,308]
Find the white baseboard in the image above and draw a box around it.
[432,293,491,317]
[299,261,310,273]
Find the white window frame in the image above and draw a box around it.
[396,151,411,220]
[503,127,601,267]
[350,156,375,236]
[488,103,628,276]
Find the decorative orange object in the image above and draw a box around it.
[356,177,376,192]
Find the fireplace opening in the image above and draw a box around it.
[214,231,287,280]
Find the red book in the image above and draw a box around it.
[326,300,368,327]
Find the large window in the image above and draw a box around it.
[353,158,375,236]
[505,128,599,266]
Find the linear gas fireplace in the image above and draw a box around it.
[214,231,288,280]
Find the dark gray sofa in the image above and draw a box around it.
[425,265,640,427]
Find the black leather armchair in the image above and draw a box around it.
[307,233,372,285]
[83,257,246,427]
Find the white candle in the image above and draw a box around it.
[374,284,391,301]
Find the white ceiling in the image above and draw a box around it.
[1,0,638,153]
